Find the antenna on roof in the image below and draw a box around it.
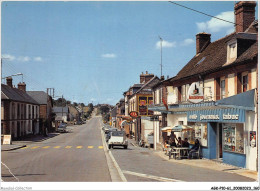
[159,36,163,77]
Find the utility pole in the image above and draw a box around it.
[159,36,163,77]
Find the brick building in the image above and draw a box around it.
[1,78,40,140]
[27,91,54,133]
[149,1,258,170]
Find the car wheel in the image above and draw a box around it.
[108,145,112,149]
[124,145,127,149]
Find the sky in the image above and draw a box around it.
[1,1,258,105]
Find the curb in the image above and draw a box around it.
[99,118,127,182]
[1,145,26,151]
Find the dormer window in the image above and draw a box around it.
[226,40,237,64]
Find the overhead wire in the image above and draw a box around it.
[168,1,238,26]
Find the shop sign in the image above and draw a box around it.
[187,82,204,103]
[129,111,138,118]
[3,135,11,145]
[187,108,245,123]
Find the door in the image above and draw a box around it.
[218,123,223,159]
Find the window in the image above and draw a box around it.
[242,75,248,92]
[220,79,225,99]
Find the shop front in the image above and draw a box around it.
[185,90,257,171]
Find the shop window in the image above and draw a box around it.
[242,74,248,92]
[194,123,208,147]
[223,123,244,154]
[220,79,225,99]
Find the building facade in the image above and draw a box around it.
[1,78,40,140]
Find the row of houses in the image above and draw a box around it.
[111,1,258,171]
[1,77,88,141]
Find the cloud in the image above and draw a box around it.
[34,57,43,62]
[156,40,176,49]
[101,53,117,58]
[181,38,195,46]
[17,56,31,62]
[196,11,234,34]
[2,54,15,61]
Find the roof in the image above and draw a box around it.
[27,91,48,105]
[173,30,257,81]
[130,76,160,98]
[132,84,143,88]
[53,106,69,113]
[1,84,39,105]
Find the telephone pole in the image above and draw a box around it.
[159,36,163,77]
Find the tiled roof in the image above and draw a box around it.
[27,91,48,105]
[173,31,257,81]
[1,84,39,105]
[53,106,69,113]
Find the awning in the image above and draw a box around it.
[215,89,256,111]
[161,126,173,132]
[120,120,129,127]
[149,89,256,113]
[171,125,193,132]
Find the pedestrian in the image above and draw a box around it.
[182,138,190,148]
[177,137,183,147]
[188,139,200,159]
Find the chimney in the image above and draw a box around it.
[235,1,256,33]
[18,82,26,92]
[196,33,211,54]
[160,76,165,80]
[6,77,13,88]
[140,71,154,83]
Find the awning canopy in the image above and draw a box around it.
[161,126,173,132]
[149,89,256,113]
[171,125,193,132]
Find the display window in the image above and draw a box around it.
[223,123,244,154]
[187,122,208,146]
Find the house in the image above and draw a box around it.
[68,105,80,122]
[127,72,161,143]
[1,78,40,140]
[149,1,257,171]
[53,106,70,123]
[27,91,54,133]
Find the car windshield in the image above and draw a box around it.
[111,131,125,136]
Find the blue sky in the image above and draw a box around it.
[1,1,258,105]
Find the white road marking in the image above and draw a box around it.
[122,170,184,182]
[1,162,19,182]
[100,118,127,182]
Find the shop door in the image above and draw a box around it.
[219,124,223,158]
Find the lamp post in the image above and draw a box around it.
[1,73,23,83]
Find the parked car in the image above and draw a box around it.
[106,128,118,142]
[108,130,128,149]
[103,126,111,134]
[57,123,67,133]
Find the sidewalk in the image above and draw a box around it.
[1,133,60,152]
[154,149,258,181]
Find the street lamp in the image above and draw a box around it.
[1,73,23,83]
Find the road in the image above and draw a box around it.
[1,116,110,182]
[1,115,256,182]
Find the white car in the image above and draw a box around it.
[108,131,128,149]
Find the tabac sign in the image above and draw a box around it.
[188,82,204,103]
[129,111,138,118]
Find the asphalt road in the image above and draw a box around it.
[1,115,256,182]
[1,116,111,182]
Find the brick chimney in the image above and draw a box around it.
[18,82,26,92]
[196,33,211,54]
[235,1,256,33]
[140,71,154,84]
[6,77,13,88]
